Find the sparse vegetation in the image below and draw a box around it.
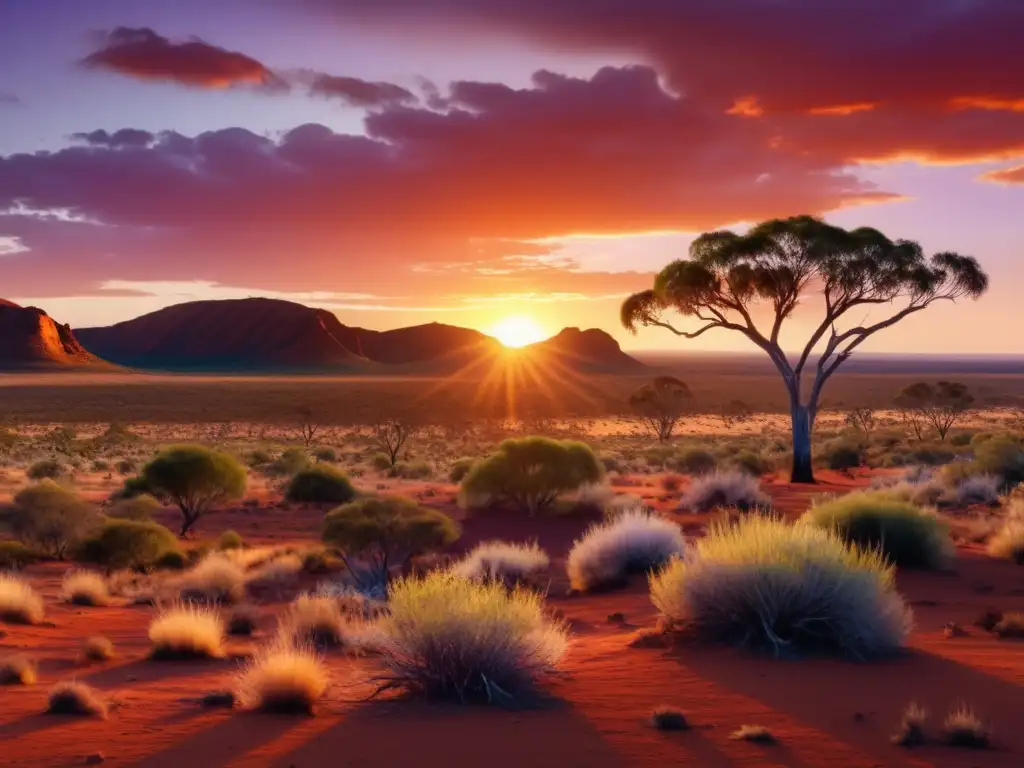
[77,518,181,571]
[106,494,162,521]
[650,516,911,657]
[61,570,110,606]
[892,702,927,747]
[177,554,246,604]
[286,465,357,504]
[0,654,37,685]
[567,509,685,591]
[372,571,567,703]
[729,725,776,744]
[10,482,99,559]
[0,541,42,570]
[650,706,689,731]
[141,445,247,535]
[803,491,951,569]
[235,641,328,714]
[678,470,770,512]
[460,436,604,514]
[80,636,116,663]
[218,529,244,550]
[46,681,108,718]
[149,604,226,659]
[451,540,550,586]
[27,459,64,480]
[276,594,351,650]
[0,573,45,624]
[629,376,692,442]
[941,706,991,748]
[992,612,1024,639]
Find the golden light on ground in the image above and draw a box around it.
[489,316,546,348]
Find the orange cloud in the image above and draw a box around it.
[979,165,1024,185]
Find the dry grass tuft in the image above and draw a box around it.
[80,636,116,663]
[61,570,111,607]
[991,612,1024,639]
[177,554,246,604]
[47,681,108,718]
[729,724,776,744]
[0,573,45,625]
[277,594,366,650]
[941,706,991,748]
[451,540,550,587]
[148,603,225,660]
[987,520,1024,564]
[892,702,927,747]
[235,641,328,715]
[0,654,37,685]
[650,705,689,731]
[227,604,259,636]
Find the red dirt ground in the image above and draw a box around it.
[3,473,1024,767]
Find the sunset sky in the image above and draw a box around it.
[1,0,1022,352]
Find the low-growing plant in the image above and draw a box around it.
[459,436,604,514]
[0,573,45,624]
[729,450,772,476]
[649,516,912,658]
[80,636,116,663]
[149,603,226,659]
[941,474,1001,507]
[322,496,460,587]
[987,518,1024,564]
[448,457,477,484]
[970,434,1024,488]
[27,459,64,480]
[313,447,337,463]
[46,681,108,718]
[106,494,161,521]
[803,491,951,569]
[451,540,550,586]
[729,725,776,744]
[141,445,247,535]
[370,452,393,471]
[650,706,689,731]
[76,518,181,571]
[372,571,568,703]
[177,554,246,604]
[992,612,1024,639]
[567,509,685,591]
[286,466,357,504]
[276,594,352,650]
[235,641,328,714]
[941,706,990,748]
[218,530,245,550]
[61,570,110,606]
[10,482,99,559]
[678,470,770,512]
[393,460,432,480]
[819,440,864,472]
[673,447,717,476]
[0,654,37,685]
[227,604,259,636]
[892,702,927,747]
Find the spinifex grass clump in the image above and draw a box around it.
[678,470,770,512]
[235,641,328,715]
[0,573,45,625]
[373,571,567,704]
[148,603,225,660]
[650,516,912,658]
[803,491,951,569]
[61,570,110,606]
[451,540,550,587]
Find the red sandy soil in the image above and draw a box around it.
[3,473,1024,767]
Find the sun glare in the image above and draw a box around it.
[490,316,546,348]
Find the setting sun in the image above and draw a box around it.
[489,316,546,348]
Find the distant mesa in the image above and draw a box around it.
[0,301,114,370]
[74,298,645,374]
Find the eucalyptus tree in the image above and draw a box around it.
[621,216,987,483]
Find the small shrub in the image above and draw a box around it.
[678,470,770,512]
[313,447,337,463]
[322,496,460,586]
[247,554,303,588]
[569,481,614,513]
[115,459,137,475]
[567,509,685,591]
[80,636,116,663]
[11,482,99,559]
[370,453,393,471]
[941,706,990,748]
[277,594,352,650]
[0,541,41,570]
[451,540,550,586]
[988,519,1024,564]
[941,474,1001,507]
[177,554,246,604]
[892,702,927,747]
[729,725,776,744]
[76,518,180,571]
[235,641,328,714]
[650,706,689,731]
[286,466,357,504]
[730,450,771,476]
[819,440,863,472]
[460,437,604,514]
[149,603,225,659]
[907,443,957,466]
[91,460,110,472]
[448,457,477,484]
[0,654,37,685]
[27,459,64,480]
[61,570,110,606]
[107,494,161,521]
[803,491,951,569]
[142,444,247,536]
[674,448,716,476]
[992,612,1024,639]
[247,449,272,467]
[650,516,911,657]
[46,681,108,718]
[0,573,45,624]
[156,549,188,570]
[267,448,311,477]
[218,530,244,550]
[373,571,568,703]
[970,434,1024,488]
